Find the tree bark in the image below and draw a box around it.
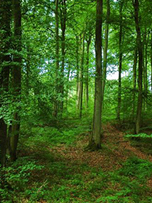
[85,35,91,109]
[151,33,152,92]
[9,0,22,161]
[89,0,103,150]
[53,0,59,118]
[78,32,85,118]
[132,48,137,119]
[26,45,31,96]
[117,0,123,121]
[143,29,148,110]
[65,65,70,110]
[60,0,67,114]
[133,0,143,134]
[0,0,11,166]
[76,35,79,108]
[101,0,110,111]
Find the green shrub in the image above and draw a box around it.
[0,158,43,202]
[118,156,152,180]
[125,133,152,138]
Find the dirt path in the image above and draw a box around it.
[50,123,152,171]
[103,123,152,161]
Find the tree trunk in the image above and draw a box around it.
[151,33,152,92]
[54,0,59,118]
[101,0,110,110]
[77,35,82,110]
[89,0,103,150]
[0,0,11,166]
[143,30,148,110]
[60,0,67,114]
[65,65,70,110]
[26,46,30,96]
[76,35,79,108]
[117,0,123,121]
[9,0,22,161]
[85,35,91,109]
[78,33,85,118]
[132,48,137,119]
[133,0,143,134]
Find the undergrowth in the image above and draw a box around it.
[1,120,152,202]
[125,133,152,138]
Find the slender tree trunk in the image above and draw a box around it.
[54,0,59,118]
[89,0,103,150]
[9,0,22,161]
[60,0,66,114]
[26,46,30,96]
[85,35,91,109]
[143,30,148,110]
[0,0,11,166]
[132,48,137,119]
[76,35,79,108]
[78,32,85,118]
[65,66,70,110]
[151,33,152,92]
[77,35,81,110]
[102,0,110,109]
[133,0,143,134]
[117,1,123,121]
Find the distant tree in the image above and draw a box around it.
[132,46,137,119]
[77,32,85,118]
[85,31,92,109]
[53,0,59,118]
[102,0,110,107]
[117,0,124,121]
[9,0,22,161]
[60,0,67,114]
[151,33,152,91]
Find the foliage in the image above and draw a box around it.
[125,133,152,138]
[119,156,152,180]
[0,158,43,202]
[20,118,92,152]
[96,157,152,203]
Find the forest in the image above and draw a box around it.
[0,0,152,202]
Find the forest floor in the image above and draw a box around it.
[50,123,152,171]
[6,120,152,203]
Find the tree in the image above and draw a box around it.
[132,46,137,119]
[9,0,22,161]
[77,32,85,118]
[84,7,95,110]
[102,0,110,107]
[143,28,148,110]
[132,0,143,134]
[0,0,11,166]
[89,0,103,150]
[151,33,152,91]
[117,0,124,121]
[85,32,92,109]
[53,0,59,118]
[60,0,67,113]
